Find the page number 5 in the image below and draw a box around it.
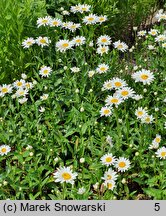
[154,203,160,211]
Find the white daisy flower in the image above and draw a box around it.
[155,147,166,159]
[96,46,109,55]
[96,63,109,74]
[148,29,158,36]
[153,134,161,145]
[70,67,80,73]
[112,78,127,89]
[70,4,82,13]
[116,87,135,99]
[155,34,166,42]
[18,97,28,104]
[133,94,143,101]
[53,166,78,185]
[115,157,130,172]
[102,80,114,91]
[113,40,128,52]
[37,16,52,27]
[100,106,112,117]
[36,36,51,47]
[50,18,62,27]
[137,30,146,37]
[40,94,49,100]
[105,95,123,107]
[77,187,86,195]
[135,107,148,119]
[72,36,86,46]
[97,35,111,46]
[67,22,81,32]
[62,21,72,29]
[103,180,116,190]
[15,88,28,98]
[97,15,108,23]
[131,69,155,85]
[100,153,116,166]
[82,14,98,25]
[0,84,12,96]
[102,168,118,181]
[56,39,74,52]
[25,82,34,90]
[141,114,154,124]
[0,145,11,156]
[88,70,95,77]
[22,37,35,48]
[13,79,26,89]
[155,11,166,22]
[39,66,52,77]
[79,4,91,13]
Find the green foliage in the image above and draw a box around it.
[0,0,46,83]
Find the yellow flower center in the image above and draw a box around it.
[71,25,76,29]
[107,182,113,189]
[121,90,129,96]
[26,83,30,88]
[140,74,148,80]
[62,172,72,180]
[101,38,107,43]
[145,117,150,122]
[1,148,7,153]
[151,31,156,35]
[75,39,81,43]
[137,111,143,116]
[101,48,106,52]
[53,21,58,26]
[106,83,112,88]
[99,17,105,21]
[159,37,165,41]
[42,19,48,24]
[19,91,24,95]
[43,70,49,74]
[107,175,112,180]
[110,98,119,103]
[119,161,126,168]
[155,137,161,143]
[161,152,166,157]
[82,7,87,11]
[105,157,112,163]
[62,43,69,48]
[27,41,32,45]
[114,82,122,87]
[103,109,110,115]
[88,17,94,21]
[100,67,106,71]
[117,44,123,49]
[1,88,8,93]
[40,39,46,44]
[17,82,23,86]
